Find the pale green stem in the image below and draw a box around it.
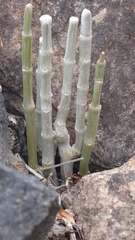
[36,37,42,151]
[79,52,106,176]
[22,3,38,169]
[73,9,92,155]
[39,15,58,182]
[54,16,79,180]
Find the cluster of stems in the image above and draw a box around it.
[22,3,106,181]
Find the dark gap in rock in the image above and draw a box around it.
[55,148,61,180]
[89,162,108,173]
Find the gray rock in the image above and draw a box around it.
[0,90,27,174]
[0,89,12,148]
[0,0,134,169]
[61,156,135,240]
[0,164,59,240]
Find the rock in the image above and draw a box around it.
[0,164,59,240]
[0,86,12,148]
[61,156,135,240]
[45,224,69,240]
[0,89,28,174]
[0,0,135,169]
[8,113,28,161]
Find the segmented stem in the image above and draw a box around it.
[22,4,38,169]
[79,52,106,176]
[73,9,92,155]
[36,37,42,151]
[39,15,57,180]
[54,16,79,179]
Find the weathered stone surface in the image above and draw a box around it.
[0,0,135,169]
[0,88,12,148]
[61,156,135,240]
[0,89,27,174]
[0,164,59,240]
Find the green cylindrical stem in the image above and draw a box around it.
[79,144,94,176]
[79,105,101,176]
[36,37,42,151]
[79,52,106,177]
[73,9,92,154]
[22,4,32,70]
[23,4,32,35]
[22,4,38,169]
[92,53,106,107]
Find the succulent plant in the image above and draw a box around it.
[22,3,106,181]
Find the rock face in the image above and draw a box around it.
[61,156,135,240]
[0,164,59,240]
[0,89,27,174]
[0,87,11,148]
[0,0,135,168]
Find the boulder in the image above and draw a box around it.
[0,164,59,240]
[0,0,134,169]
[61,156,135,240]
